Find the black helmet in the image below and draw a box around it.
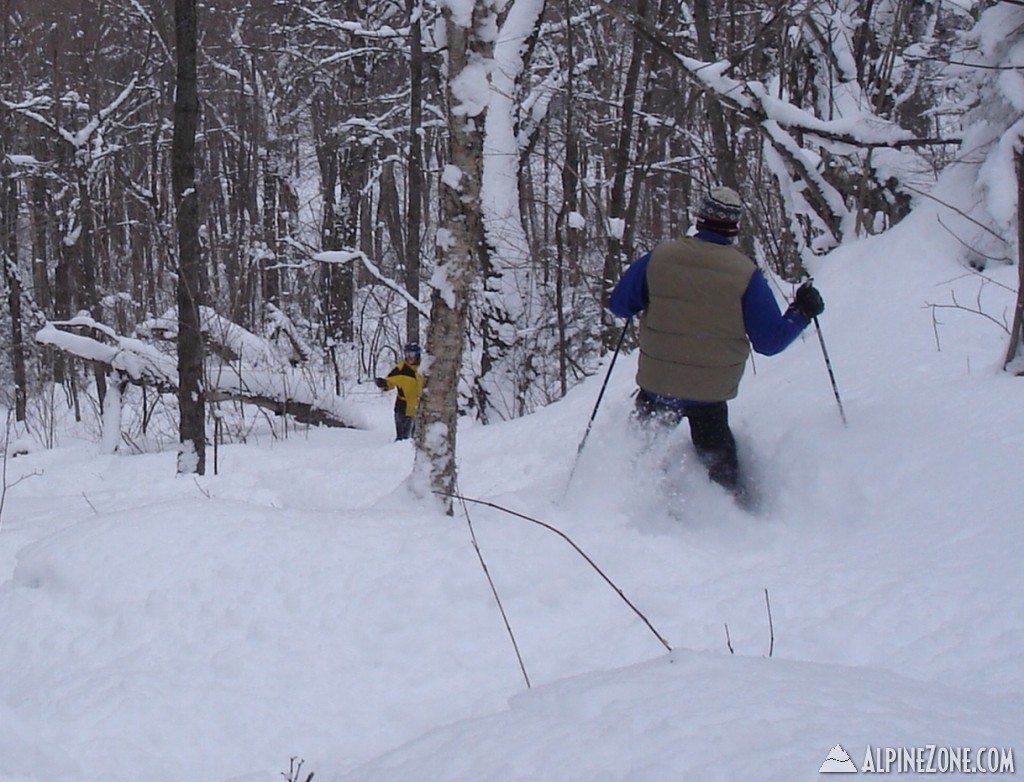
[403,343,422,361]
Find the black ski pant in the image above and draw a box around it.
[632,392,740,494]
[394,411,415,441]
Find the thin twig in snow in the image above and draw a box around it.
[438,491,673,654]
[936,215,1012,266]
[902,186,1008,244]
[82,492,98,515]
[0,412,42,535]
[454,490,531,689]
[926,293,1010,336]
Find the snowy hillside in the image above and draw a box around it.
[1,171,1022,781]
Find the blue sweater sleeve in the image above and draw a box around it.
[609,252,651,317]
[742,270,810,356]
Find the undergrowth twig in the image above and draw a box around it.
[437,491,673,654]
[454,489,532,689]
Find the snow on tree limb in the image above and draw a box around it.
[591,0,959,254]
[35,319,178,393]
[314,249,429,315]
[138,306,283,365]
[594,0,954,152]
[4,76,142,150]
[35,315,367,430]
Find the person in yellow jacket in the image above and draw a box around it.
[375,343,423,440]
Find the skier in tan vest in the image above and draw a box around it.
[609,186,824,508]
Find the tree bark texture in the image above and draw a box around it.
[692,0,740,192]
[601,0,648,349]
[2,161,27,421]
[413,7,491,514]
[173,0,206,475]
[405,0,424,346]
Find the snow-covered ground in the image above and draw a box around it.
[1,174,1022,781]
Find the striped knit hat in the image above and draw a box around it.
[696,186,743,237]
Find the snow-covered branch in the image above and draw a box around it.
[35,318,178,393]
[597,0,952,152]
[35,314,367,430]
[314,250,429,316]
[138,306,286,366]
[592,0,958,255]
[7,77,142,151]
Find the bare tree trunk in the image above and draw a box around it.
[53,220,74,395]
[261,140,282,309]
[379,161,406,272]
[1004,148,1024,374]
[2,159,27,421]
[555,5,579,397]
[412,3,492,514]
[601,0,648,349]
[338,145,361,341]
[405,0,424,345]
[76,171,107,407]
[312,92,349,384]
[29,167,52,315]
[1,2,26,420]
[29,150,56,388]
[693,0,739,192]
[173,0,206,475]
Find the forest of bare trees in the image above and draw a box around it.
[0,0,1017,493]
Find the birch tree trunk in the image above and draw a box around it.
[173,0,206,475]
[412,0,497,514]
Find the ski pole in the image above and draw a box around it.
[812,315,847,426]
[566,318,630,490]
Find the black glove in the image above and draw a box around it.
[374,377,388,390]
[792,281,824,319]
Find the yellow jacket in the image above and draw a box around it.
[382,360,423,416]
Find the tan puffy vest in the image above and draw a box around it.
[636,238,756,402]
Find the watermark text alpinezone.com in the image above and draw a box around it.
[861,745,1015,774]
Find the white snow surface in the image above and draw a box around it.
[2,173,1023,781]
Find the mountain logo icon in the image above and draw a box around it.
[820,744,858,773]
